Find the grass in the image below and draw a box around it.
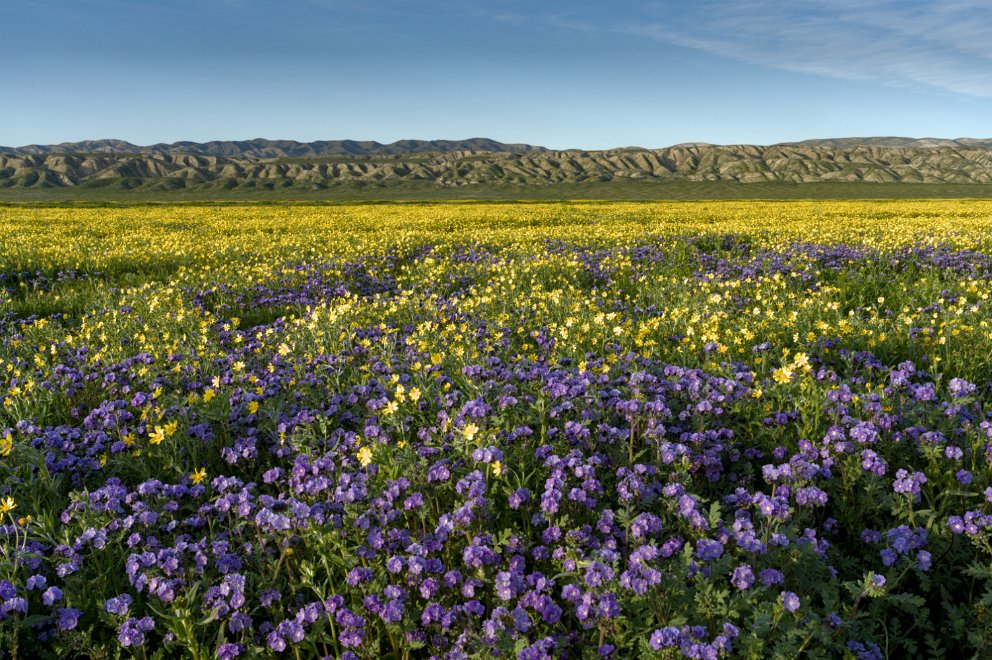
[4,181,992,204]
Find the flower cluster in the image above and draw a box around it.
[3,202,992,657]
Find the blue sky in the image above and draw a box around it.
[3,0,991,149]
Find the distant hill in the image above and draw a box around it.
[5,138,992,191]
[776,137,992,149]
[0,138,547,159]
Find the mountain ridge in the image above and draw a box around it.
[5,137,992,158]
[6,139,992,191]
[0,138,547,159]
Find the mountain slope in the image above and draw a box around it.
[0,138,546,158]
[4,143,992,191]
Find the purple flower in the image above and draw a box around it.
[892,469,926,497]
[948,377,976,398]
[695,539,724,562]
[218,643,244,659]
[730,564,755,591]
[25,575,46,591]
[118,618,151,647]
[650,627,682,650]
[42,587,63,606]
[267,632,286,652]
[105,593,133,616]
[780,591,801,613]
[57,607,82,631]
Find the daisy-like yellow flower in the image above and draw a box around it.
[0,496,16,515]
[491,460,503,477]
[247,400,260,414]
[190,467,207,484]
[463,423,479,442]
[0,431,12,456]
[203,387,216,402]
[384,400,399,416]
[772,367,794,385]
[409,387,421,402]
[148,426,166,445]
[357,446,373,467]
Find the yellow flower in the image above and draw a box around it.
[772,367,794,384]
[463,423,479,442]
[0,431,12,456]
[409,387,421,402]
[492,460,503,477]
[247,400,259,414]
[203,387,216,402]
[384,400,399,416]
[148,426,166,445]
[0,496,15,515]
[190,467,207,484]
[357,446,373,467]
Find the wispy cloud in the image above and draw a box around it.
[613,0,992,98]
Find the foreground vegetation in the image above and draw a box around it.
[4,181,992,203]
[3,200,992,658]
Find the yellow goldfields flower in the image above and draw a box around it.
[463,423,479,442]
[0,432,12,456]
[247,400,260,414]
[772,367,794,384]
[492,460,503,477]
[190,468,207,484]
[149,426,166,445]
[0,496,15,515]
[409,387,421,402]
[203,388,216,402]
[357,446,373,467]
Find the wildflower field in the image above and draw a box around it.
[5,200,992,659]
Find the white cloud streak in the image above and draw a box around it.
[614,0,992,98]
